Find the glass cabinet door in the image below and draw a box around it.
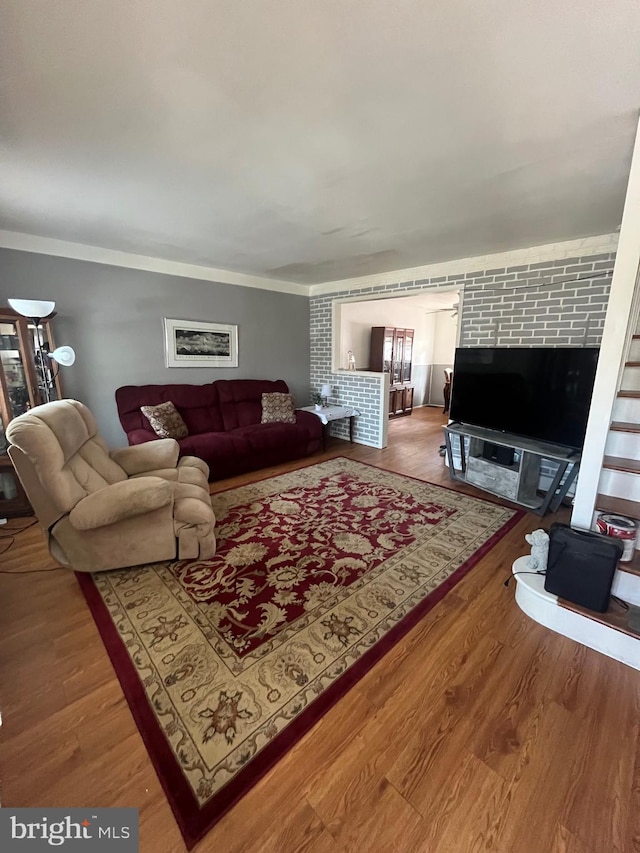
[392,330,405,384]
[27,321,60,404]
[0,320,32,418]
[0,310,64,517]
[382,329,394,373]
[403,331,413,382]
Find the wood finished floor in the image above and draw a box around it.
[1,407,639,853]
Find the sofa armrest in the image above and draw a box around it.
[110,439,180,474]
[126,428,159,445]
[69,477,173,531]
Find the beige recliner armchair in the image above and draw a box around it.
[6,399,216,572]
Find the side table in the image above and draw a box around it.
[299,405,361,449]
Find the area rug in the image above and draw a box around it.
[77,457,523,848]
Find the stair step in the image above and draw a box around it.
[512,556,640,669]
[558,597,640,640]
[595,494,640,520]
[618,551,640,578]
[618,390,640,399]
[602,456,640,473]
[611,421,640,433]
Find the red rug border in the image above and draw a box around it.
[77,460,525,849]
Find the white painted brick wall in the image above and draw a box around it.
[310,242,616,447]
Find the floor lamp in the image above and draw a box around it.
[7,299,76,403]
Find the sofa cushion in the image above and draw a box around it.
[216,379,289,430]
[115,380,323,482]
[177,421,317,480]
[261,392,296,424]
[140,401,188,439]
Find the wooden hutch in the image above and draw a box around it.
[369,326,414,417]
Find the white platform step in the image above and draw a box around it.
[512,556,640,670]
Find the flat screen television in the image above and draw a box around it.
[449,347,599,450]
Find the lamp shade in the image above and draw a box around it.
[8,299,56,319]
[49,345,76,367]
[321,384,332,398]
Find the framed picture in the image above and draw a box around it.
[163,318,238,368]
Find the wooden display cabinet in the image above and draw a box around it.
[389,385,414,418]
[0,308,62,517]
[369,326,414,417]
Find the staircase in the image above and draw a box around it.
[596,332,640,606]
[513,329,640,670]
[512,557,640,671]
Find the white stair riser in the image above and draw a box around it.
[621,366,640,392]
[612,396,640,422]
[629,339,640,361]
[605,430,640,459]
[598,467,640,501]
[612,569,640,607]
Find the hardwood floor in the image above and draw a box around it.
[1,406,638,853]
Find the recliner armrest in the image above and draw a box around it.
[110,439,180,474]
[69,477,173,530]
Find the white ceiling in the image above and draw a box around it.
[1,0,640,285]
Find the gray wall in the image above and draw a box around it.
[0,249,311,447]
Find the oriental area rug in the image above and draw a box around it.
[77,457,523,848]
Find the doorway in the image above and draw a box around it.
[337,288,460,412]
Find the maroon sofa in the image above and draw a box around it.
[115,379,323,481]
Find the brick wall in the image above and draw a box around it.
[460,253,614,347]
[310,239,616,448]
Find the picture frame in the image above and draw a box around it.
[163,318,238,368]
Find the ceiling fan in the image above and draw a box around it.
[424,302,459,318]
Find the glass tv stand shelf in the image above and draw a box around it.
[443,422,581,516]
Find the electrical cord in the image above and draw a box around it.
[481,268,613,297]
[504,570,546,587]
[0,518,38,538]
[611,595,630,611]
[0,518,61,569]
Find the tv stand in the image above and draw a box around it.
[443,423,581,516]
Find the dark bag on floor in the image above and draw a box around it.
[544,522,623,613]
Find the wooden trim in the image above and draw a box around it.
[14,318,39,408]
[611,421,640,433]
[0,352,11,427]
[558,596,640,640]
[602,455,640,473]
[595,493,640,519]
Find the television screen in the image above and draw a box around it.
[449,347,599,449]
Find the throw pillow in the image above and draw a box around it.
[261,392,296,424]
[140,401,188,439]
